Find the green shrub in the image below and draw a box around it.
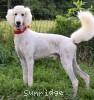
[55,15,80,36]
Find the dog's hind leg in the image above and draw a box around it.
[72,55,90,89]
[60,54,78,98]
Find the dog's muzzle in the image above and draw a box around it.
[15,21,23,31]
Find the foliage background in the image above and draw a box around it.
[0,0,94,19]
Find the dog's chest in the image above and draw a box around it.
[14,36,26,53]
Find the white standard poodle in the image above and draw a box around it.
[6,5,94,97]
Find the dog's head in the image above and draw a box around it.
[6,5,32,31]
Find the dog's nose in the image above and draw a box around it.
[16,21,21,26]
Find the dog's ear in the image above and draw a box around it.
[6,9,14,26]
[24,7,32,26]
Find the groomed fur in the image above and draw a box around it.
[6,5,32,26]
[71,11,94,43]
[6,9,14,26]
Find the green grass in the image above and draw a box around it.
[31,20,55,33]
[0,59,94,100]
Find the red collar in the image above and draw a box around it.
[14,26,30,34]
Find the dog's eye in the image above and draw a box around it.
[21,14,24,16]
[15,13,17,16]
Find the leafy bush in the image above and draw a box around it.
[66,0,86,17]
[55,15,80,36]
[66,0,94,17]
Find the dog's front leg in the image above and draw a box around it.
[16,49,28,85]
[20,59,28,85]
[26,59,34,87]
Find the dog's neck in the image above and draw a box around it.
[14,25,30,34]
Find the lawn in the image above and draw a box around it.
[0,20,94,100]
[0,59,94,100]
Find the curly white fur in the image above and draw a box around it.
[6,6,32,26]
[6,5,94,98]
[71,11,94,43]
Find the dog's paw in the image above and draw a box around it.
[23,76,28,85]
[28,80,33,87]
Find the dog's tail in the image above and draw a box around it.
[71,11,94,43]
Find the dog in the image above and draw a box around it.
[6,5,94,97]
